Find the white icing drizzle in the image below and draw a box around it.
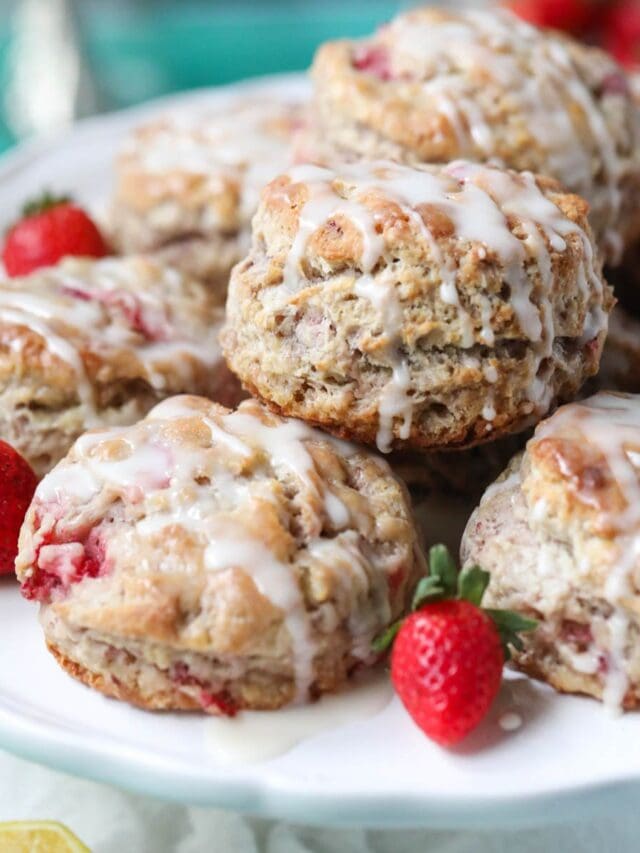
[37,397,385,703]
[124,98,302,219]
[534,392,640,711]
[204,529,316,701]
[0,304,98,421]
[381,8,627,247]
[498,711,523,732]
[0,259,223,420]
[218,403,353,528]
[278,160,602,452]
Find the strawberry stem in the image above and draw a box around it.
[21,191,72,219]
[374,544,537,657]
[457,565,490,606]
[371,620,402,654]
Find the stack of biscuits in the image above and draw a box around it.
[12,7,640,713]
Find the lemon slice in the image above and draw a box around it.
[0,821,90,852]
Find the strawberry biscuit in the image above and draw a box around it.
[222,160,612,454]
[0,256,242,477]
[462,392,640,710]
[16,396,421,713]
[310,7,640,261]
[110,96,305,296]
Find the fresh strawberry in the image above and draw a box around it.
[603,2,640,69]
[0,441,37,576]
[505,0,596,34]
[2,192,108,277]
[374,545,536,746]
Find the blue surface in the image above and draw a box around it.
[0,0,404,150]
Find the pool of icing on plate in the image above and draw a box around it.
[204,668,394,764]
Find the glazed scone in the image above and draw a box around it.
[222,159,612,454]
[16,395,421,713]
[462,392,640,710]
[0,256,242,477]
[110,96,305,295]
[310,7,640,261]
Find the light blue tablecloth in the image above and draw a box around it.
[1,749,636,852]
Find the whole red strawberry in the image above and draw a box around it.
[603,2,640,69]
[375,545,536,746]
[391,600,503,746]
[2,193,108,277]
[505,0,596,34]
[0,441,37,575]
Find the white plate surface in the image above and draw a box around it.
[0,74,639,830]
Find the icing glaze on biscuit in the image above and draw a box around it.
[20,396,415,705]
[277,160,603,451]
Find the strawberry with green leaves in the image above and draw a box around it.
[375,545,536,746]
[2,192,108,277]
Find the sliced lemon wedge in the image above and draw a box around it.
[0,820,90,852]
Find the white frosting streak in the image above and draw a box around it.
[125,98,302,219]
[385,8,626,246]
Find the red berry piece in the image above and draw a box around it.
[600,71,630,97]
[374,545,536,746]
[505,0,596,34]
[58,285,170,342]
[2,193,108,277]
[352,45,394,80]
[21,525,107,602]
[0,441,37,576]
[603,2,640,70]
[171,663,237,716]
[391,600,503,746]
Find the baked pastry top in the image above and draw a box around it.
[222,159,612,453]
[0,255,241,476]
[310,6,640,261]
[110,96,305,290]
[462,392,640,710]
[16,395,421,712]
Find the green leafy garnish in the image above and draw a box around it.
[374,545,537,657]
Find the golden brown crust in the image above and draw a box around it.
[48,643,204,713]
[509,644,640,710]
[47,639,371,713]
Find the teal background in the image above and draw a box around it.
[0,1,407,151]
